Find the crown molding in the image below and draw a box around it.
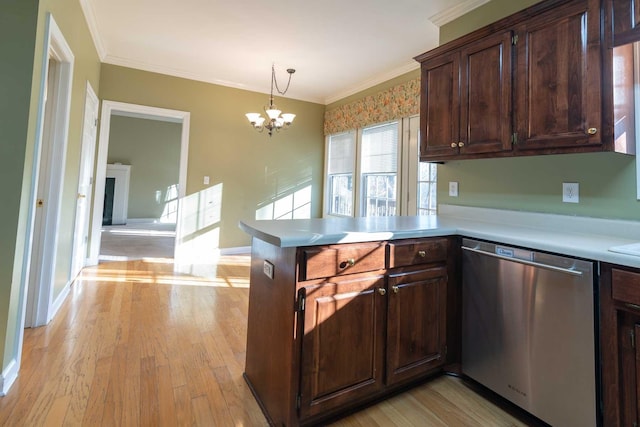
[102,54,326,104]
[323,61,420,105]
[78,0,107,60]
[428,0,490,26]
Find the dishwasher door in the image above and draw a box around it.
[462,238,596,427]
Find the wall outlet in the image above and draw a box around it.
[449,181,459,197]
[263,260,274,279]
[563,182,579,203]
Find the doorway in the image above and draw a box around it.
[25,14,74,329]
[88,101,190,265]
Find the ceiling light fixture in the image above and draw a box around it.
[246,65,296,137]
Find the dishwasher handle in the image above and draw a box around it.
[462,246,583,277]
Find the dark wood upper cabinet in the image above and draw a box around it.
[420,32,512,160]
[416,0,635,161]
[514,1,601,151]
[420,51,460,159]
[612,0,640,45]
[460,31,513,155]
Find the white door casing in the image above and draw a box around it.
[70,82,98,279]
[105,163,131,225]
[88,101,190,266]
[24,14,74,329]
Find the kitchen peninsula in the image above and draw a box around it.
[240,205,640,426]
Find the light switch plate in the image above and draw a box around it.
[449,182,459,197]
[203,176,210,185]
[563,182,579,203]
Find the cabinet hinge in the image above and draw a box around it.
[631,329,636,349]
[511,133,518,145]
[296,393,302,410]
[297,294,306,312]
[512,35,518,45]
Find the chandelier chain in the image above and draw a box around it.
[272,64,293,96]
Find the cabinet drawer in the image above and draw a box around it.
[387,238,448,269]
[612,268,640,306]
[299,242,386,281]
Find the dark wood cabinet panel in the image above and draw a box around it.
[420,51,460,159]
[601,263,640,426]
[460,31,513,155]
[514,1,601,151]
[612,0,640,45]
[298,274,386,419]
[299,242,386,281]
[386,267,447,385]
[387,238,448,268]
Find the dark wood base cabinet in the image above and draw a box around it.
[600,263,640,426]
[244,237,458,426]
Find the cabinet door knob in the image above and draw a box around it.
[418,250,426,258]
[339,258,356,269]
[378,288,387,296]
[458,142,465,147]
[450,142,458,148]
[392,285,399,294]
[587,127,597,135]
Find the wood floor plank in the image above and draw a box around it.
[0,256,534,426]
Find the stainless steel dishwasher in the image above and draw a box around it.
[461,238,597,427]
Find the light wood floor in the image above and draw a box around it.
[0,256,529,426]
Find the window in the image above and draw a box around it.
[324,116,436,217]
[361,122,399,216]
[418,162,437,215]
[326,131,355,216]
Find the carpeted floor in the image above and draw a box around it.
[99,221,175,262]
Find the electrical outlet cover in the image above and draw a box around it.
[563,182,579,203]
[449,182,459,197]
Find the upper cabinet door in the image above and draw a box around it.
[420,51,460,159]
[514,0,602,151]
[459,31,513,155]
[612,0,640,45]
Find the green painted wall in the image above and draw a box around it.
[99,64,326,249]
[1,0,101,373]
[0,0,40,371]
[435,0,640,220]
[107,116,182,220]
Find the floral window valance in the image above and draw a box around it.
[324,78,420,135]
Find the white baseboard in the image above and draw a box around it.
[1,358,18,396]
[220,246,251,255]
[127,218,175,224]
[49,279,71,323]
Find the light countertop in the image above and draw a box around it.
[239,204,640,269]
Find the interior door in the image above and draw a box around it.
[70,83,99,279]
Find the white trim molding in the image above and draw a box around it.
[89,101,190,265]
[428,0,490,26]
[1,359,18,396]
[78,0,107,60]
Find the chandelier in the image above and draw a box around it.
[246,65,296,137]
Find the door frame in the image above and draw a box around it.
[70,81,98,279]
[25,13,75,328]
[87,101,190,265]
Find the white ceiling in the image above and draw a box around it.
[80,0,488,105]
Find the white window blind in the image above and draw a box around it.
[361,123,398,174]
[328,132,355,174]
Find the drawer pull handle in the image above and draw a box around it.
[626,303,640,312]
[418,250,427,258]
[378,288,387,296]
[587,127,598,135]
[392,285,399,294]
[458,142,465,148]
[339,258,356,269]
[450,142,457,148]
